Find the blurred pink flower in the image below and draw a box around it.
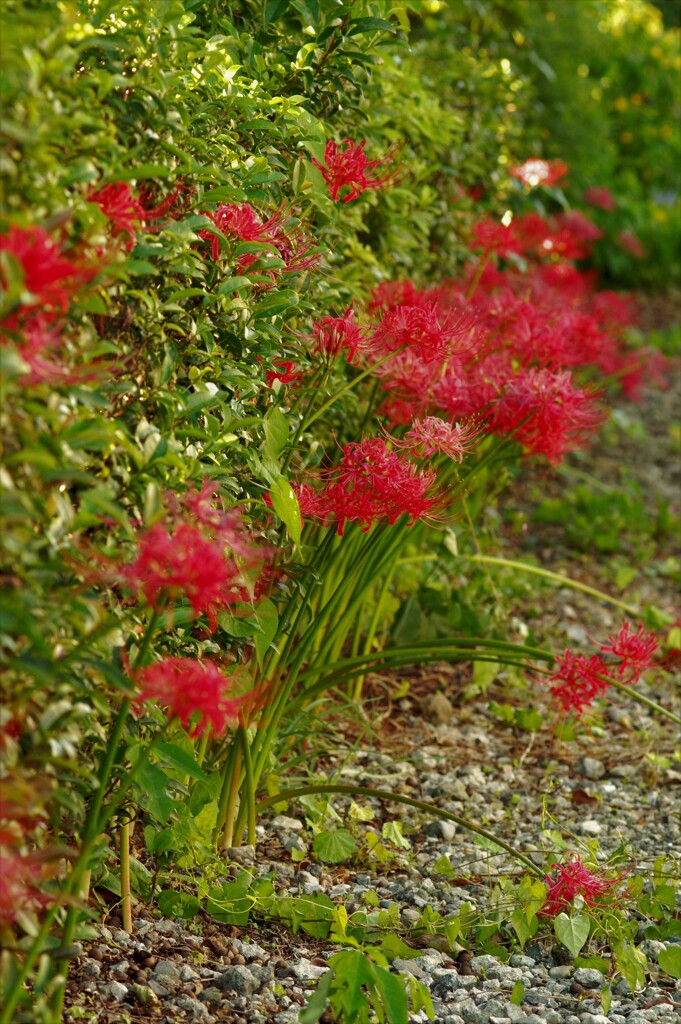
[584,186,617,211]
[134,657,244,736]
[511,158,568,188]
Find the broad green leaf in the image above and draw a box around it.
[297,892,335,938]
[269,474,302,546]
[135,763,174,825]
[370,958,409,1024]
[155,741,208,783]
[313,828,356,864]
[252,288,299,319]
[510,980,525,1005]
[381,820,411,851]
[613,940,646,993]
[299,971,333,1024]
[263,405,289,462]
[554,911,590,957]
[157,890,201,919]
[253,598,279,666]
[658,945,681,979]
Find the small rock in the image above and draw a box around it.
[579,1015,610,1024]
[174,993,211,1018]
[581,819,602,836]
[469,954,500,975]
[429,970,460,996]
[81,960,101,977]
[283,835,307,854]
[152,959,182,983]
[112,928,133,945]
[609,764,638,779]
[549,966,574,979]
[227,844,256,864]
[423,820,457,841]
[401,907,421,924]
[238,940,270,962]
[180,964,200,981]
[271,815,304,831]
[576,757,605,780]
[106,980,129,1002]
[420,693,454,725]
[289,958,329,982]
[640,939,666,960]
[509,954,535,968]
[393,958,428,980]
[215,964,259,994]
[154,919,184,936]
[573,967,605,988]
[199,986,224,1003]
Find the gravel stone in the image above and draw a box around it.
[152,958,183,983]
[576,757,606,780]
[580,819,603,835]
[215,965,259,994]
[174,993,211,1018]
[424,819,458,841]
[271,815,304,830]
[106,980,129,1001]
[573,968,605,988]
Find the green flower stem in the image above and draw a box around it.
[215,739,243,850]
[600,674,681,726]
[240,726,257,848]
[256,783,543,878]
[466,255,489,300]
[464,554,640,616]
[120,815,133,933]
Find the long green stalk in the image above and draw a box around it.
[465,554,640,616]
[256,784,543,878]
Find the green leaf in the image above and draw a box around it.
[217,276,254,296]
[268,474,302,546]
[658,945,681,979]
[205,870,253,925]
[252,288,299,319]
[510,980,525,1005]
[613,940,646,993]
[155,741,208,783]
[263,405,289,462]
[381,820,411,851]
[135,763,174,825]
[433,854,455,878]
[253,598,279,666]
[554,911,590,957]
[157,890,201,919]
[297,892,335,938]
[313,828,356,864]
[300,970,333,1024]
[369,958,409,1024]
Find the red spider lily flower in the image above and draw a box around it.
[600,620,658,683]
[0,225,87,315]
[540,855,627,917]
[369,304,476,364]
[293,437,440,536]
[266,359,301,388]
[618,230,645,258]
[123,522,249,631]
[312,308,364,364]
[199,202,318,277]
[312,138,402,203]
[0,847,59,926]
[137,180,191,223]
[88,182,146,249]
[471,219,523,259]
[510,158,568,188]
[177,481,264,567]
[393,416,480,462]
[133,657,245,737]
[548,650,608,720]
[487,368,604,463]
[368,279,419,313]
[584,186,617,211]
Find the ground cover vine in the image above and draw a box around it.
[1,1,679,1022]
